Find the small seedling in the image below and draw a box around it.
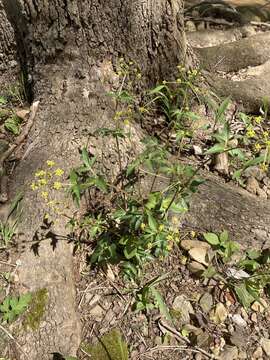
[0,293,32,323]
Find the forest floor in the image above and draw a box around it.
[1,3,270,360]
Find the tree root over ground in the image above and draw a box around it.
[195,30,270,111]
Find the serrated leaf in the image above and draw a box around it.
[203,232,220,246]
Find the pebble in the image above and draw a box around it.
[253,346,263,358]
[181,239,211,251]
[187,261,206,275]
[199,292,213,314]
[172,295,194,324]
[252,299,268,312]
[210,303,228,324]
[261,338,270,356]
[188,247,209,266]
[231,314,247,327]
[220,345,238,360]
[251,313,257,323]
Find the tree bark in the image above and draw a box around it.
[2,1,186,358]
[0,0,19,91]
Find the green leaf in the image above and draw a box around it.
[219,230,229,244]
[203,232,220,246]
[4,116,21,135]
[123,244,137,260]
[151,287,173,323]
[93,176,108,193]
[234,282,255,308]
[205,143,226,155]
[147,212,157,232]
[202,265,217,279]
[0,96,7,105]
[243,156,265,169]
[216,97,230,122]
[149,85,166,95]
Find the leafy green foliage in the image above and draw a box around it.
[133,274,172,321]
[82,329,129,360]
[203,230,239,262]
[0,192,23,248]
[0,293,32,323]
[4,115,22,135]
[200,230,270,309]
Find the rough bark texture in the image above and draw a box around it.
[0,0,19,91]
[185,176,270,250]
[2,0,186,358]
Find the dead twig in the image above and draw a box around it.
[0,323,30,359]
[159,319,218,359]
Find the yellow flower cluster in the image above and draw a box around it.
[30,160,66,221]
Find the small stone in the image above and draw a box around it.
[87,294,101,306]
[188,261,206,275]
[251,313,257,323]
[172,295,194,324]
[90,304,104,320]
[252,229,267,241]
[220,345,238,360]
[253,346,263,358]
[246,176,260,195]
[231,314,247,327]
[193,145,203,155]
[251,300,267,313]
[199,292,213,314]
[185,20,196,32]
[181,239,211,251]
[189,247,209,266]
[241,308,249,322]
[230,328,247,348]
[195,354,203,360]
[261,338,270,356]
[210,303,228,324]
[243,166,265,181]
[16,108,30,120]
[238,350,247,359]
[257,187,268,199]
[196,331,211,348]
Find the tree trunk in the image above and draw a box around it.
[0,0,19,91]
[2,1,186,358]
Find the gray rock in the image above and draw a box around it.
[243,166,265,181]
[231,314,247,327]
[220,345,238,360]
[261,338,270,356]
[253,346,263,359]
[172,295,194,324]
[181,239,211,251]
[230,328,248,348]
[188,261,206,275]
[199,292,213,314]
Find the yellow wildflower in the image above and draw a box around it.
[30,182,38,190]
[246,128,256,138]
[35,170,46,177]
[191,230,196,238]
[158,224,164,232]
[140,223,146,231]
[123,119,130,126]
[254,143,262,151]
[254,116,262,124]
[137,73,142,79]
[176,78,182,83]
[266,140,270,147]
[46,160,55,167]
[54,168,64,177]
[53,181,62,190]
[147,243,152,249]
[47,200,55,207]
[38,179,47,186]
[260,163,269,172]
[41,191,48,200]
[263,131,269,139]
